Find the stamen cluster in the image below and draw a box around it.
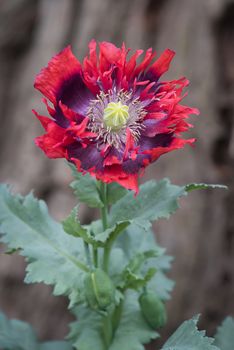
[87,89,146,149]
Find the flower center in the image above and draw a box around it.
[103,101,129,131]
[87,90,146,149]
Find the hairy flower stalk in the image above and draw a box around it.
[33,40,199,193]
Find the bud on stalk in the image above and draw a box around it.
[139,291,167,329]
[84,268,115,310]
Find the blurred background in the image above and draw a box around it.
[0,0,233,347]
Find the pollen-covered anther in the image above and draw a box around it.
[103,101,129,131]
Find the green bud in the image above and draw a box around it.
[139,291,167,329]
[84,268,115,310]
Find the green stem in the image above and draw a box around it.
[100,182,108,230]
[90,229,98,268]
[103,242,112,273]
[112,299,124,335]
[102,313,113,349]
[84,241,92,269]
[100,182,111,272]
[99,181,124,347]
[93,246,98,268]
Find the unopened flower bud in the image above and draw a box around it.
[84,268,115,310]
[139,291,167,329]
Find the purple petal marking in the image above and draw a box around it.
[68,142,104,171]
[139,133,173,151]
[54,105,86,128]
[106,146,124,161]
[122,133,173,174]
[131,80,161,108]
[58,73,94,115]
[53,73,95,128]
[142,118,167,137]
[122,154,150,174]
[143,70,159,82]
[53,108,69,128]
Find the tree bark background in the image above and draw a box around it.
[0,0,233,347]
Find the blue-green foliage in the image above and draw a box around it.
[214,317,234,350]
[162,316,219,350]
[0,311,73,350]
[0,184,88,306]
[69,291,158,350]
[0,174,227,350]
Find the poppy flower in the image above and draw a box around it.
[33,40,199,192]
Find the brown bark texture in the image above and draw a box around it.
[0,0,234,347]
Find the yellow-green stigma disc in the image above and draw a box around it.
[103,101,129,130]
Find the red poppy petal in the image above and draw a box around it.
[99,41,121,64]
[125,49,143,80]
[32,109,52,130]
[34,46,82,105]
[149,49,175,80]
[35,135,66,158]
[145,137,195,161]
[134,48,156,77]
[96,166,139,193]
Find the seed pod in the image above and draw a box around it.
[139,291,167,329]
[84,268,115,310]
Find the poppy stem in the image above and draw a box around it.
[100,182,111,272]
[100,182,108,230]
[83,241,92,269]
[93,245,98,268]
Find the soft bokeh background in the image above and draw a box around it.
[0,0,233,347]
